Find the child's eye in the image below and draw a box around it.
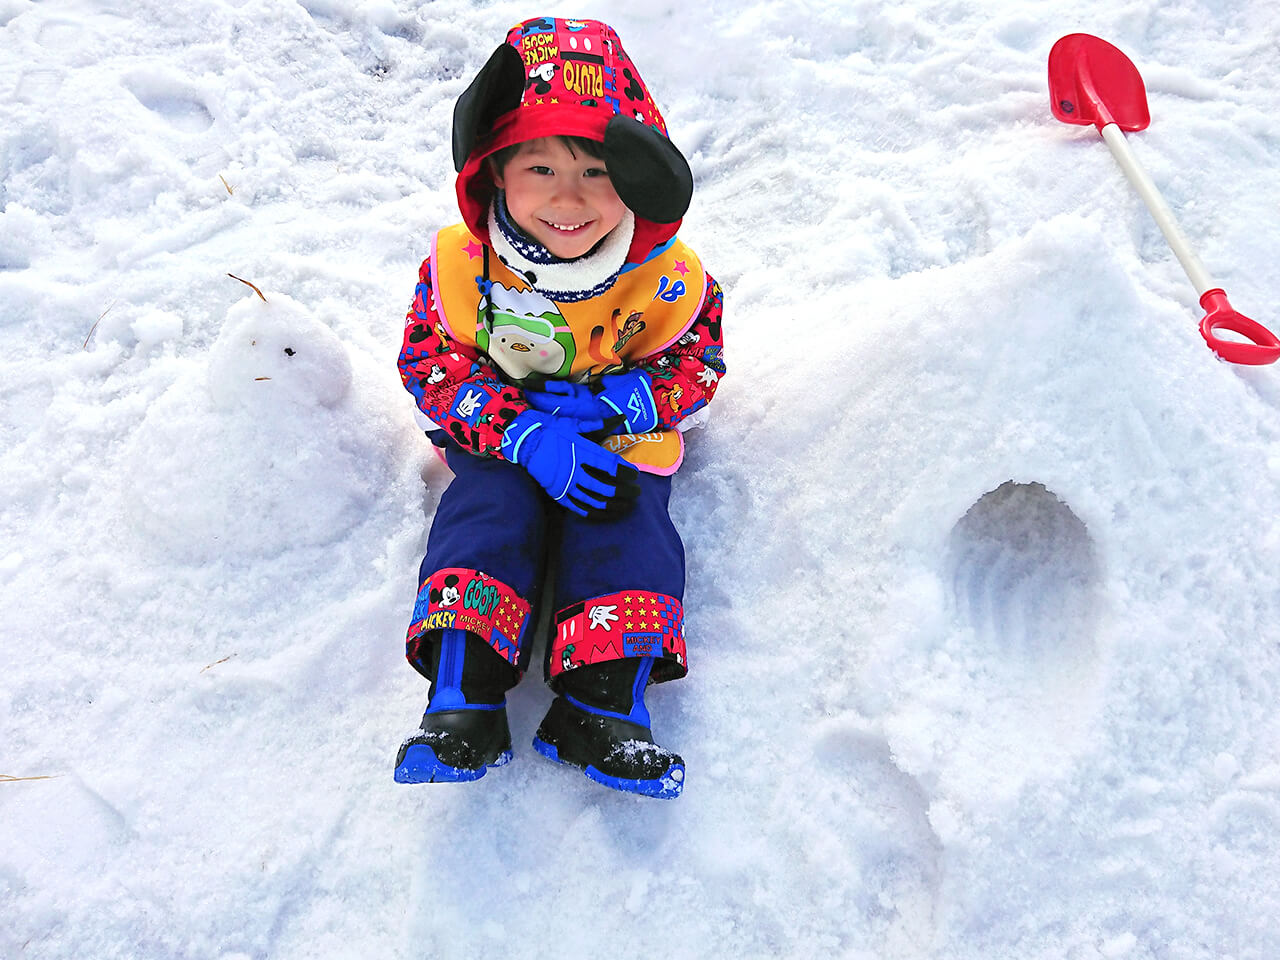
[584,167,610,178]
[529,165,553,175]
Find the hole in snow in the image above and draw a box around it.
[947,481,1101,654]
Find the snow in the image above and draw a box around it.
[3,0,1279,957]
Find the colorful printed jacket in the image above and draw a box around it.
[399,250,722,462]
[397,17,724,471]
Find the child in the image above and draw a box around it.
[394,16,724,800]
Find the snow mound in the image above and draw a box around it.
[118,291,375,561]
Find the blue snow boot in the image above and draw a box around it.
[533,658,685,799]
[395,629,514,784]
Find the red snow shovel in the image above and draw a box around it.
[1048,33,1280,365]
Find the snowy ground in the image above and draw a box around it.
[4,0,1280,957]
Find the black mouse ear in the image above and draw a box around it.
[453,43,525,172]
[604,115,693,224]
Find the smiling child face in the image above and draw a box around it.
[492,137,628,260]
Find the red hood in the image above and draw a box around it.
[455,17,686,264]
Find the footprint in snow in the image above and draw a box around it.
[934,480,1107,784]
[947,480,1102,661]
[801,725,943,955]
[124,71,213,134]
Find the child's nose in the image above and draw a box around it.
[550,179,584,204]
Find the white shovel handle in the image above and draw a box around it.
[1098,122,1215,295]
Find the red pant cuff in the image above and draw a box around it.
[550,590,687,682]
[407,567,532,670]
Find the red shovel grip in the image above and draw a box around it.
[1198,289,1280,365]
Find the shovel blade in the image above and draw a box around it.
[1049,33,1150,131]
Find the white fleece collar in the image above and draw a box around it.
[488,197,635,302]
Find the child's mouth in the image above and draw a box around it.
[543,219,592,233]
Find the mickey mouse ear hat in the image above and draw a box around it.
[452,18,693,235]
[451,43,523,175]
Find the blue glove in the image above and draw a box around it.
[525,370,660,435]
[502,411,640,519]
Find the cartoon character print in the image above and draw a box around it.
[519,17,555,37]
[618,60,660,129]
[445,386,522,452]
[633,278,722,390]
[527,62,557,95]
[627,275,725,430]
[403,272,458,363]
[516,16,560,90]
[401,258,533,458]
[431,574,461,608]
[476,282,577,382]
[612,310,647,354]
[621,67,644,103]
[405,281,445,353]
[503,17,672,129]
[550,591,686,682]
[699,278,724,343]
[649,354,676,376]
[656,382,684,415]
[559,26,604,61]
[577,307,654,380]
[701,344,726,375]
